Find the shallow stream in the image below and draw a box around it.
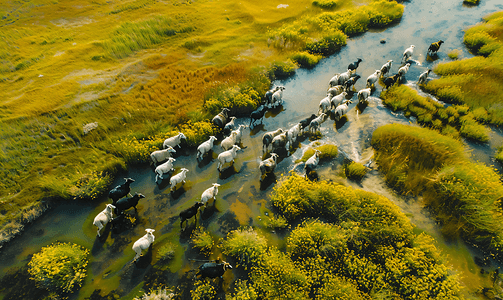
[2,0,503,299]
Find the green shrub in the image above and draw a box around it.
[463,0,480,5]
[191,227,214,256]
[291,52,323,68]
[497,145,503,164]
[312,0,339,9]
[262,215,288,230]
[315,276,363,300]
[344,161,367,180]
[157,242,176,262]
[458,115,489,142]
[220,227,268,270]
[269,60,297,79]
[134,287,175,300]
[448,49,461,60]
[305,32,347,56]
[28,242,89,294]
[228,280,258,300]
[179,121,215,147]
[296,144,338,163]
[191,280,216,300]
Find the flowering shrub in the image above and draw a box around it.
[191,227,214,256]
[220,227,268,270]
[28,242,89,294]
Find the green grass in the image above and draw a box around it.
[191,227,214,256]
[296,143,338,163]
[344,161,367,180]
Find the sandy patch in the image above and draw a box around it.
[51,17,94,28]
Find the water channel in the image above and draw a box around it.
[1,0,503,299]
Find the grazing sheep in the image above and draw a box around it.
[212,108,231,129]
[357,88,372,103]
[304,150,321,176]
[308,113,327,134]
[93,204,115,237]
[232,124,247,145]
[265,86,280,106]
[259,153,279,180]
[344,75,361,92]
[380,60,393,77]
[287,123,302,145]
[270,86,286,108]
[333,100,353,122]
[201,183,220,207]
[418,69,432,84]
[328,73,340,88]
[155,157,176,183]
[170,168,189,193]
[221,131,238,151]
[366,70,381,88]
[299,114,317,135]
[347,58,363,74]
[249,105,267,127]
[217,145,241,171]
[163,132,186,150]
[383,74,400,90]
[223,116,237,136]
[197,261,233,279]
[337,70,352,86]
[109,178,135,204]
[114,193,145,215]
[150,147,176,166]
[179,202,204,228]
[402,45,415,62]
[132,229,155,262]
[327,85,345,97]
[262,128,284,152]
[197,136,217,160]
[330,92,348,109]
[271,131,289,153]
[398,63,411,80]
[318,95,332,114]
[428,40,444,55]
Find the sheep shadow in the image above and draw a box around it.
[218,165,238,179]
[426,53,441,62]
[197,151,215,168]
[334,116,349,130]
[265,105,284,117]
[91,229,111,255]
[356,100,369,114]
[170,186,187,200]
[260,173,277,190]
[249,123,266,136]
[305,170,320,181]
[133,245,153,269]
[180,221,198,239]
[200,203,219,221]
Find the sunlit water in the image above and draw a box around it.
[1,0,503,299]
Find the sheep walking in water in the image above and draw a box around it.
[109,178,135,204]
[333,100,353,122]
[318,95,332,115]
[259,153,279,180]
[232,124,247,146]
[308,113,327,134]
[249,105,267,127]
[304,150,321,177]
[201,183,220,208]
[271,131,289,154]
[344,75,360,92]
[170,168,189,193]
[337,70,352,86]
[357,88,372,104]
[327,85,344,97]
[380,60,393,77]
[366,70,381,89]
[428,40,444,55]
[155,157,176,183]
[383,74,400,90]
[212,108,231,129]
[262,128,284,152]
[217,145,241,171]
[163,132,186,150]
[150,146,176,166]
[398,63,411,80]
[93,204,115,237]
[328,73,341,88]
[132,229,155,262]
[270,86,286,108]
[179,202,204,228]
[402,45,415,62]
[287,123,302,145]
[221,131,238,151]
[223,116,237,136]
[197,136,217,161]
[330,92,347,109]
[264,86,281,107]
[299,114,317,135]
[114,193,145,215]
[418,69,432,85]
[347,58,363,74]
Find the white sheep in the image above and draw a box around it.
[366,70,381,88]
[398,63,411,79]
[163,132,186,149]
[265,86,281,107]
[318,95,332,114]
[337,70,352,85]
[201,183,220,207]
[330,92,347,109]
[93,204,115,237]
[327,85,345,97]
[155,157,176,183]
[287,123,301,145]
[270,86,286,108]
[328,73,340,87]
[259,153,279,180]
[170,168,189,192]
[223,116,237,136]
[333,100,353,121]
[380,60,393,77]
[232,124,247,145]
[132,229,155,262]
[357,88,372,103]
[221,131,238,151]
[305,150,321,176]
[402,45,415,62]
[197,136,217,160]
[418,69,431,84]
[217,145,241,171]
[271,131,289,153]
[262,128,284,152]
[308,113,327,134]
[150,146,176,166]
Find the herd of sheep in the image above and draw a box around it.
[91,39,445,280]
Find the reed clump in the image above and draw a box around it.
[296,143,338,163]
[191,227,214,256]
[344,161,367,180]
[290,52,323,68]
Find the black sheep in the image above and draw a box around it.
[197,261,233,279]
[428,40,444,55]
[383,74,400,90]
[299,114,317,134]
[347,58,362,73]
[179,202,204,228]
[109,178,135,204]
[114,192,145,215]
[249,105,267,127]
[212,108,231,129]
[344,75,361,92]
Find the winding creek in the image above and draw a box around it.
[2,0,503,298]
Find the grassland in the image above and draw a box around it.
[0,0,404,245]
